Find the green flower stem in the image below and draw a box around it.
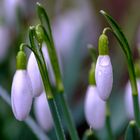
[48,99,66,140]
[29,28,66,140]
[100,10,140,127]
[35,4,80,139]
[35,23,80,140]
[106,102,114,140]
[36,10,64,93]
[56,93,80,140]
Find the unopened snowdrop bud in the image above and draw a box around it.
[124,80,140,119]
[84,86,106,130]
[95,34,113,101]
[34,91,53,131]
[11,48,33,121]
[27,52,43,97]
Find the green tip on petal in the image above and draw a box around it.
[83,129,98,140]
[16,46,27,70]
[125,120,140,140]
[35,24,44,44]
[98,34,109,55]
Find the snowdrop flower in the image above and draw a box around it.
[34,91,53,132]
[124,80,140,119]
[27,52,43,97]
[11,49,33,121]
[0,25,10,63]
[84,86,106,130]
[27,44,60,97]
[95,34,113,101]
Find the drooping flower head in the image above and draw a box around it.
[95,34,113,101]
[11,47,33,121]
[84,62,106,130]
[84,85,106,130]
[34,91,53,131]
[27,52,43,97]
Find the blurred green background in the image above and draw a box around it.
[1,0,140,139]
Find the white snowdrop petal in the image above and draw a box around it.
[11,70,33,121]
[95,55,113,100]
[27,52,43,97]
[84,86,106,130]
[124,79,140,119]
[34,91,53,131]
[42,45,55,85]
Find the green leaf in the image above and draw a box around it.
[100,10,130,57]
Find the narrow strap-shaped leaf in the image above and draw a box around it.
[100,10,140,127]
[29,27,66,140]
[36,2,54,46]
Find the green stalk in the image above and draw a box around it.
[29,27,66,140]
[100,10,140,127]
[35,5,80,139]
[56,93,80,140]
[105,102,114,140]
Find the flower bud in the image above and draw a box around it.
[95,55,113,100]
[124,80,140,119]
[11,70,33,121]
[27,52,43,97]
[34,91,53,131]
[84,86,106,130]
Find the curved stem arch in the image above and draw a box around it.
[100,10,140,126]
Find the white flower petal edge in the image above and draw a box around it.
[84,86,106,130]
[95,55,113,101]
[34,91,53,132]
[11,70,33,121]
[124,80,140,119]
[27,52,43,97]
[42,44,56,85]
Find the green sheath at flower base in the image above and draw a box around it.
[89,63,96,85]
[134,60,140,78]
[35,24,44,44]
[35,24,64,93]
[82,129,98,140]
[98,34,109,55]
[125,120,140,140]
[16,45,27,70]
